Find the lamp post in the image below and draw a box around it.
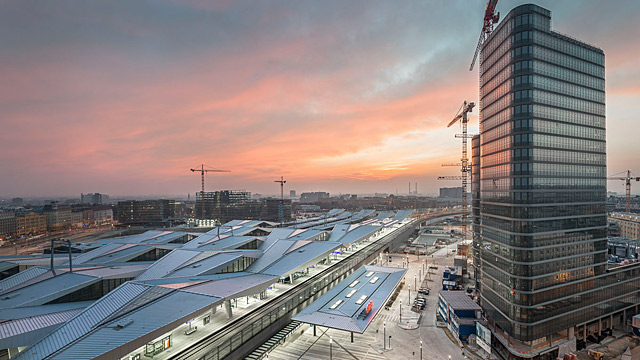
[329,336,333,359]
[383,322,386,350]
[409,285,411,303]
[420,340,423,359]
[414,274,417,290]
[400,300,402,322]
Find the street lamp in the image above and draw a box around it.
[330,336,333,359]
[420,340,423,359]
[383,322,386,350]
[400,300,402,322]
[414,274,417,290]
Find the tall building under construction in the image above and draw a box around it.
[472,4,638,359]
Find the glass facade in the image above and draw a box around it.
[476,4,610,342]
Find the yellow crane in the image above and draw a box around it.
[438,101,475,244]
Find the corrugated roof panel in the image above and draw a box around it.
[0,308,83,348]
[70,243,123,265]
[14,282,149,360]
[47,291,219,360]
[0,272,98,309]
[0,267,50,293]
[135,249,199,280]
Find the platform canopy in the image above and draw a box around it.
[293,265,406,333]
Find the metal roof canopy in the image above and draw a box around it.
[293,265,406,334]
[438,291,481,311]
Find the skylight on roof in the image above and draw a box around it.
[355,295,368,305]
[329,300,343,309]
[365,271,374,277]
[345,289,357,298]
[349,280,359,288]
[369,276,379,284]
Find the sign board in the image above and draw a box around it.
[476,323,491,354]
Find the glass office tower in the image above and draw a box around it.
[477,3,607,354]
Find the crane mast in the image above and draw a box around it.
[439,101,475,246]
[608,170,640,212]
[274,176,287,224]
[190,165,230,221]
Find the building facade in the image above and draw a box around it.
[0,212,16,240]
[81,193,109,205]
[439,187,464,199]
[476,4,608,358]
[15,212,47,238]
[609,212,640,239]
[300,192,330,203]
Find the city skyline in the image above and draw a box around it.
[1,0,639,197]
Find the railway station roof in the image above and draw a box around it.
[292,265,406,333]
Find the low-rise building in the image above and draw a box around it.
[0,212,16,239]
[15,212,47,238]
[609,212,640,239]
[437,291,481,342]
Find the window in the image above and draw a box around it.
[514,31,533,42]
[514,90,533,100]
[514,13,534,27]
[514,104,533,114]
[514,75,534,85]
[514,60,533,71]
[514,45,533,57]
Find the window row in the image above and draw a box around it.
[514,45,534,57]
[481,56,512,95]
[533,76,605,104]
[533,46,604,78]
[514,30,533,42]
[514,133,533,145]
[483,33,515,73]
[482,17,514,62]
[534,60,604,90]
[533,163,606,177]
[482,120,512,143]
[534,31,604,65]
[482,150,512,167]
[534,104,605,128]
[482,92,512,120]
[482,135,513,156]
[533,119,606,141]
[514,104,533,114]
[481,77,511,109]
[514,13,535,27]
[514,89,533,100]
[481,203,606,221]
[534,90,605,116]
[534,133,605,152]
[481,107,512,133]
[532,148,605,165]
[514,60,534,71]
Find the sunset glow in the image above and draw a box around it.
[1,0,638,196]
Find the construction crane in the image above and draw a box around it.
[438,101,475,244]
[274,176,287,224]
[608,170,640,212]
[190,164,230,220]
[470,0,500,71]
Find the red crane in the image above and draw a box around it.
[470,0,500,71]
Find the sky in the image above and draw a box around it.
[1,0,639,197]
